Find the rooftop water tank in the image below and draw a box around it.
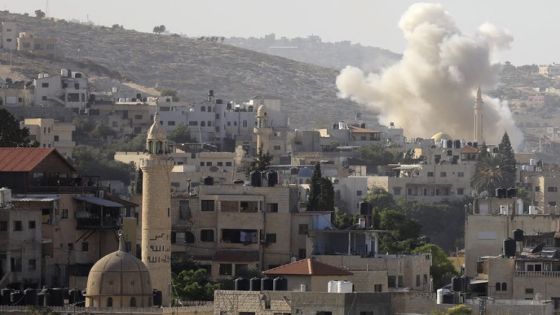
[503,238,516,258]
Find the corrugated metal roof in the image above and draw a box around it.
[12,194,60,202]
[0,148,54,172]
[74,195,123,208]
[0,148,75,172]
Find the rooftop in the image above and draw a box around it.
[0,148,75,172]
[263,258,353,276]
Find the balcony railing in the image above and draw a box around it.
[515,271,560,278]
[76,217,119,230]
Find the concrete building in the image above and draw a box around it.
[0,79,33,106]
[16,32,56,57]
[0,188,44,289]
[139,111,173,306]
[22,118,76,157]
[33,69,88,109]
[0,21,17,50]
[333,176,368,215]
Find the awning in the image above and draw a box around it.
[469,279,488,285]
[74,195,123,208]
[12,195,60,202]
[214,250,259,262]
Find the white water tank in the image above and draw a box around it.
[499,205,509,215]
[300,284,306,292]
[358,217,366,229]
[337,281,353,293]
[437,288,445,304]
[517,199,524,215]
[328,280,337,293]
[529,159,537,166]
[529,205,538,215]
[0,187,12,207]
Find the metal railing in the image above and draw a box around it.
[515,271,560,278]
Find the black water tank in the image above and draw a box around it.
[261,277,273,290]
[504,238,516,257]
[267,171,278,187]
[10,291,24,306]
[234,278,249,291]
[452,277,463,292]
[273,277,287,291]
[23,288,38,306]
[495,188,507,198]
[250,277,261,291]
[446,140,453,148]
[454,140,461,148]
[0,289,11,305]
[204,176,214,186]
[360,202,372,215]
[473,142,478,148]
[250,171,262,187]
[153,289,162,306]
[513,229,524,242]
[442,293,454,304]
[47,288,64,306]
[507,188,517,198]
[68,289,84,304]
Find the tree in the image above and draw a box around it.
[413,243,458,290]
[72,146,134,184]
[307,163,322,211]
[153,25,166,34]
[247,146,273,177]
[318,177,334,212]
[0,109,34,147]
[167,124,192,143]
[160,88,179,101]
[359,145,396,171]
[34,10,45,18]
[471,152,503,196]
[498,132,516,189]
[332,209,358,229]
[172,269,218,302]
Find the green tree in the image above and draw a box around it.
[246,146,273,177]
[307,163,322,211]
[318,177,334,211]
[413,243,457,290]
[153,25,166,34]
[0,109,35,147]
[471,153,503,196]
[34,9,45,18]
[498,132,516,188]
[172,269,218,302]
[167,124,191,143]
[332,209,358,229]
[359,145,396,171]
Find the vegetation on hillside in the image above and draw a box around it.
[0,108,36,147]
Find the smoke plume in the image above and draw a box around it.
[336,3,522,148]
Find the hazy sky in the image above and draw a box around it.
[0,0,556,65]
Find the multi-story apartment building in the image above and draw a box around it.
[33,69,88,109]
[16,32,56,57]
[0,21,17,50]
[22,118,76,157]
[369,137,479,203]
[519,163,560,214]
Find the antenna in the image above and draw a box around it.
[45,0,49,17]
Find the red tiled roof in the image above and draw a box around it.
[0,148,71,172]
[263,258,353,276]
[214,250,259,262]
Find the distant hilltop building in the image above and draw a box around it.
[0,21,17,50]
[16,32,57,57]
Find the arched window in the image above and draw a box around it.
[501,282,507,291]
[130,297,137,307]
[495,282,501,291]
[107,297,113,307]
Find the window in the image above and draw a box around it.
[200,161,205,166]
[393,187,402,195]
[42,96,47,101]
[188,121,198,126]
[226,162,232,167]
[526,288,534,294]
[240,201,259,212]
[398,276,404,288]
[388,276,396,288]
[217,162,223,166]
[61,209,68,219]
[206,162,212,166]
[266,203,278,213]
[201,200,215,211]
[200,229,214,242]
[416,275,420,287]
[356,190,363,196]
[298,248,306,259]
[130,297,136,307]
[243,120,248,128]
[41,82,49,88]
[201,106,206,112]
[134,114,143,120]
[11,258,22,272]
[221,201,239,212]
[82,242,89,252]
[14,221,22,231]
[298,224,309,235]
[316,312,332,315]
[535,186,541,192]
[427,172,434,177]
[549,186,558,192]
[423,274,428,285]
[107,297,113,307]
[501,282,507,291]
[68,243,74,250]
[266,233,277,243]
[374,284,382,292]
[219,263,232,275]
[273,145,281,150]
[201,121,206,127]
[168,121,175,126]
[457,172,464,177]
[457,188,464,195]
[28,259,36,271]
[550,201,557,206]
[28,221,36,229]
[0,221,7,231]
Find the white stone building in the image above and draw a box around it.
[33,69,89,109]
[0,21,17,50]
[22,118,76,157]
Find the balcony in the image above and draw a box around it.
[74,195,123,230]
[29,176,99,194]
[515,271,560,278]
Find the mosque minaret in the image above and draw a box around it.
[474,87,484,144]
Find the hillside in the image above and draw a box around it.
[226,34,401,73]
[0,12,378,128]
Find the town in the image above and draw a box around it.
[0,2,560,315]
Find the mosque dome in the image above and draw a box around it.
[431,132,451,143]
[85,234,153,308]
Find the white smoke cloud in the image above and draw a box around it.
[336,3,522,148]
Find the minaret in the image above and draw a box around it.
[140,109,173,306]
[474,87,484,144]
[254,104,270,151]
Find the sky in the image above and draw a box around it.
[0,0,556,65]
